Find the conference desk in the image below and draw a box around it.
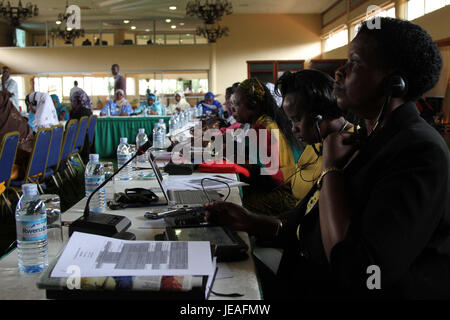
[95,115,171,158]
[0,169,262,300]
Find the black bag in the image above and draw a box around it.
[107,188,159,210]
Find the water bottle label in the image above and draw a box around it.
[17,218,47,242]
[117,154,131,167]
[85,176,105,194]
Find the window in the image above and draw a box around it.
[11,76,25,105]
[324,27,348,52]
[166,34,180,45]
[126,77,135,96]
[352,5,395,39]
[425,0,447,13]
[407,0,448,20]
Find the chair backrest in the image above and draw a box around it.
[72,116,89,153]
[24,128,53,183]
[46,125,64,169]
[0,131,19,185]
[57,119,78,171]
[87,115,98,145]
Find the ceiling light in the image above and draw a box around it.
[55,20,62,25]
[169,6,177,10]
[171,25,176,29]
[131,26,136,30]
[186,33,191,36]
[145,29,150,32]
[165,19,171,23]
[123,20,130,24]
[179,22,185,26]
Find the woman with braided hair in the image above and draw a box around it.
[229,77,303,216]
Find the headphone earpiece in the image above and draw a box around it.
[312,114,323,124]
[385,74,407,98]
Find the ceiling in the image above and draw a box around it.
[11,0,335,32]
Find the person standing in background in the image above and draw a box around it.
[69,80,82,100]
[0,66,19,112]
[111,64,126,96]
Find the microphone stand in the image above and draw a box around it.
[68,143,152,238]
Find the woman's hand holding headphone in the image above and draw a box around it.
[322,131,359,170]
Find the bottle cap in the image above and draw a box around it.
[22,183,38,196]
[138,128,145,134]
[120,137,128,144]
[89,154,99,162]
[159,119,164,123]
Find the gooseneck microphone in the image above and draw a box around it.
[68,140,153,238]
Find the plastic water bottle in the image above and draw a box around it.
[107,105,111,117]
[179,112,185,128]
[197,104,203,116]
[153,123,164,150]
[143,107,148,117]
[117,137,132,180]
[161,105,167,116]
[84,154,106,213]
[158,119,167,134]
[15,184,48,274]
[169,116,176,133]
[136,128,148,164]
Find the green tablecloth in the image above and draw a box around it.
[94,116,170,158]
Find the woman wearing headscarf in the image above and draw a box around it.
[225,77,304,216]
[100,89,133,116]
[25,92,59,132]
[0,90,34,188]
[51,94,69,121]
[135,93,163,115]
[196,92,223,115]
[168,91,190,114]
[69,89,93,120]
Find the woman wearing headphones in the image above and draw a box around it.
[228,77,303,216]
[207,18,449,299]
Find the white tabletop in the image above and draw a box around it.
[0,170,261,300]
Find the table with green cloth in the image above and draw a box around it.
[94,115,170,158]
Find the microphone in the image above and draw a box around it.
[68,140,154,238]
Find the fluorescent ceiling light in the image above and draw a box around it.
[165,19,171,23]
[179,22,185,26]
[56,20,61,25]
[171,25,176,29]
[123,20,130,24]
[169,6,177,10]
[145,29,150,32]
[131,26,136,30]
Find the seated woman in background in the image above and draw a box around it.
[51,94,69,121]
[0,91,34,185]
[69,89,93,120]
[227,78,303,216]
[25,92,59,132]
[100,89,133,116]
[135,93,163,115]
[207,18,450,299]
[168,91,191,114]
[196,92,223,115]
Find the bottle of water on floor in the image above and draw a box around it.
[117,137,132,180]
[15,184,48,274]
[136,128,148,164]
[85,154,106,213]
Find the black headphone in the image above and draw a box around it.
[385,74,407,98]
[26,93,38,106]
[311,114,324,156]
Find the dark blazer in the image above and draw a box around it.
[277,102,450,299]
